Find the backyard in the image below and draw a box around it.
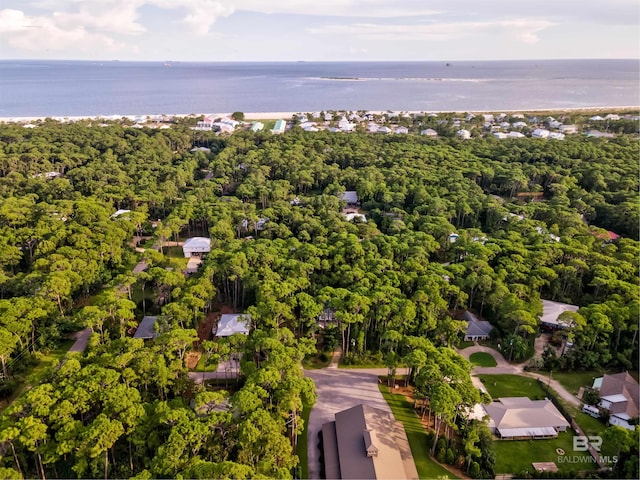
[493,431,595,475]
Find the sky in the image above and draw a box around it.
[0,0,638,61]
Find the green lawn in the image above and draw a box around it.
[494,431,595,475]
[296,402,312,480]
[469,352,497,367]
[549,370,602,395]
[379,385,459,479]
[477,374,547,400]
[457,340,475,349]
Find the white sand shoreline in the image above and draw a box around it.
[0,106,637,123]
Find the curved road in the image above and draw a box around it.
[457,344,580,407]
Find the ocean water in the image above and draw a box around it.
[0,59,638,117]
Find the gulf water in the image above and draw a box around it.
[0,59,637,117]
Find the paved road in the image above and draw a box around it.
[305,366,390,480]
[67,328,92,353]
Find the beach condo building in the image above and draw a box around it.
[272,119,286,134]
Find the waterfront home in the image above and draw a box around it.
[457,129,471,139]
[272,119,286,134]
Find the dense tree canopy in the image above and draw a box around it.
[0,115,637,478]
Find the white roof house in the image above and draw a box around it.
[111,209,131,218]
[182,237,211,258]
[344,213,367,222]
[532,128,550,138]
[420,128,438,137]
[457,129,471,139]
[507,131,525,138]
[214,314,251,337]
[395,126,409,134]
[540,300,578,329]
[483,397,570,439]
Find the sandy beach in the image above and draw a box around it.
[0,106,637,124]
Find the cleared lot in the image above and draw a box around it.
[305,368,389,480]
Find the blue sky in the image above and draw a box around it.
[0,0,638,61]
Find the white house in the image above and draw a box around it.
[111,209,131,219]
[513,121,528,128]
[540,300,578,330]
[214,314,251,337]
[507,131,525,138]
[493,132,507,139]
[457,129,471,139]
[344,212,367,222]
[182,237,211,258]
[395,126,409,134]
[378,126,392,134]
[272,119,286,134]
[250,122,264,132]
[549,132,565,140]
[604,114,620,120]
[420,128,438,137]
[532,128,550,138]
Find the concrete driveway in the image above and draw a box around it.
[304,367,389,480]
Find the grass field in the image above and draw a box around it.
[494,431,595,475]
[477,374,547,400]
[469,352,497,367]
[379,385,459,479]
[296,402,312,480]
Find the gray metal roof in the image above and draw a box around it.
[133,316,158,339]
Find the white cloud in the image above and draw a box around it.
[0,8,126,52]
[308,19,557,43]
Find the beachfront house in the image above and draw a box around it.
[272,119,286,134]
[457,129,471,139]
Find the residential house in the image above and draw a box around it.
[214,314,251,337]
[250,122,264,132]
[395,126,409,134]
[549,132,565,140]
[182,237,211,258]
[540,300,578,331]
[378,126,391,134]
[344,213,367,222]
[272,119,286,134]
[111,209,131,219]
[457,129,471,139]
[321,404,419,480]
[592,372,639,430]
[482,397,570,439]
[532,128,550,138]
[420,128,438,137]
[512,121,528,128]
[133,316,159,340]
[507,131,525,138]
[559,124,578,134]
[463,311,493,341]
[341,191,359,206]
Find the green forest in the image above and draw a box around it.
[0,116,638,479]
